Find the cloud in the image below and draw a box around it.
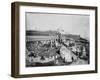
[26,13,89,40]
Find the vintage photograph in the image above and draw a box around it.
[11,2,97,77]
[25,12,90,67]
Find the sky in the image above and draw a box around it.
[26,12,90,40]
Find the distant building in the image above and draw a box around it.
[61,34,80,41]
[26,30,85,44]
